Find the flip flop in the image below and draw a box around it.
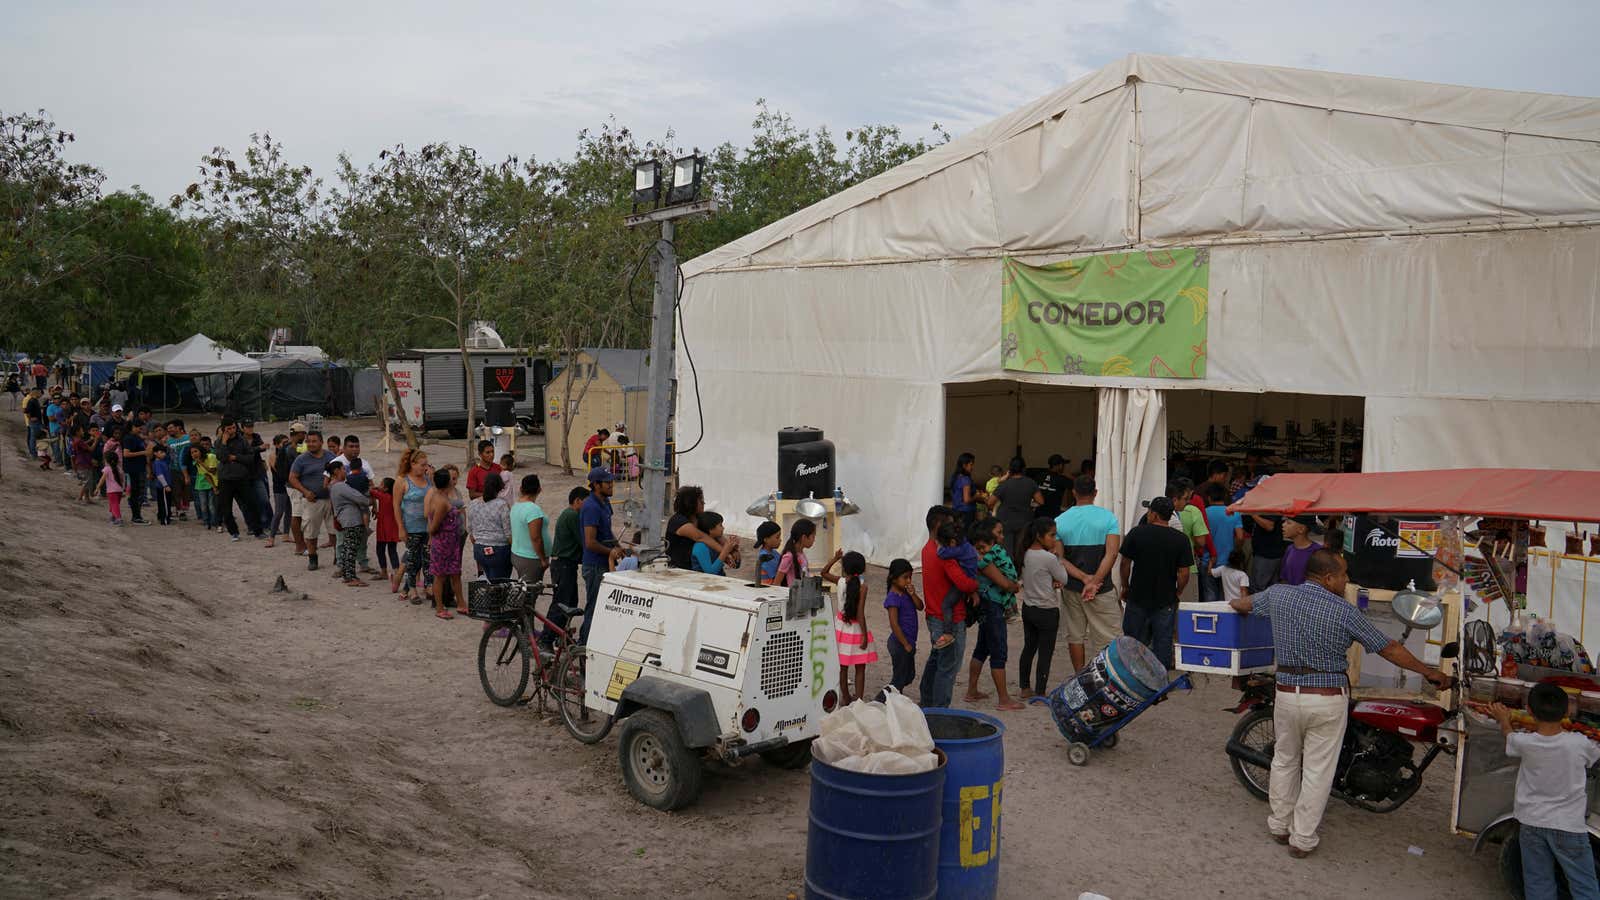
[409,596,425,605]
[435,609,454,620]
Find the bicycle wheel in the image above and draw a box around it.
[556,641,613,744]
[478,622,531,707]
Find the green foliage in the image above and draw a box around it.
[51,191,202,351]
[6,103,947,358]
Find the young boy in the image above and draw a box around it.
[755,521,783,585]
[1278,515,1322,586]
[327,460,372,588]
[151,444,174,525]
[1491,685,1600,899]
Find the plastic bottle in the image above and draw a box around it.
[1357,587,1369,611]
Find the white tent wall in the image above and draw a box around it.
[1094,388,1168,537]
[1365,396,1600,472]
[679,227,1600,561]
[678,55,1600,563]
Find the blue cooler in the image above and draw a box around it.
[1175,601,1274,675]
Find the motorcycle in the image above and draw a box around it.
[1224,642,1460,813]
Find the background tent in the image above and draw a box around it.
[677,54,1600,562]
[69,354,123,396]
[348,366,383,416]
[118,333,260,413]
[228,357,332,420]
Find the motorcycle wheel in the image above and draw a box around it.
[1228,707,1275,801]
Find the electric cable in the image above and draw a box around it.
[620,236,706,457]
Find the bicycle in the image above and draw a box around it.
[468,579,612,744]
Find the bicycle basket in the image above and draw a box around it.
[467,580,527,619]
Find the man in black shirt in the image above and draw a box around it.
[1118,496,1194,669]
[215,418,263,541]
[1036,454,1070,520]
[121,422,152,524]
[1246,511,1286,593]
[23,390,43,460]
[988,457,1041,563]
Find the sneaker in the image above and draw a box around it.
[307,555,319,572]
[230,535,240,543]
[132,519,152,526]
[178,512,188,521]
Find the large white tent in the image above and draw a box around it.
[119,334,259,376]
[118,334,260,412]
[678,54,1600,562]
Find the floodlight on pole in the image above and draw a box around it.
[667,154,703,205]
[622,149,718,558]
[633,159,661,209]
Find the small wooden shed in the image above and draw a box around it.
[544,349,649,468]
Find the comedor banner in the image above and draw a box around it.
[1001,248,1209,378]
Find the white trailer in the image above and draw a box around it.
[581,567,840,810]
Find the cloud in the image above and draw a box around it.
[2,0,1595,200]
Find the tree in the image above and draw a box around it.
[352,142,528,465]
[489,121,654,473]
[177,132,327,349]
[0,109,107,350]
[50,191,202,350]
[681,100,948,259]
[313,156,444,449]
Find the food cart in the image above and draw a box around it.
[1235,468,1600,892]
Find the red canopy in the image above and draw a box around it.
[1233,469,1600,523]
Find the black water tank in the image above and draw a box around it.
[778,427,835,499]
[778,425,824,447]
[484,392,515,427]
[1343,514,1439,591]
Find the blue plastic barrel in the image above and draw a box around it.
[805,751,947,900]
[924,710,1004,900]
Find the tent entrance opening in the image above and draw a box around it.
[942,381,1097,479]
[1166,390,1364,482]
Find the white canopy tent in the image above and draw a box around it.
[118,334,260,412]
[119,334,260,376]
[678,54,1600,562]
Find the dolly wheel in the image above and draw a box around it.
[1067,742,1091,766]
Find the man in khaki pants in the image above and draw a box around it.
[1053,476,1124,671]
[1230,549,1449,857]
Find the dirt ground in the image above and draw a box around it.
[0,415,1506,899]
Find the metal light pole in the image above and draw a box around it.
[624,197,716,554]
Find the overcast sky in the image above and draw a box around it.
[5,0,1597,201]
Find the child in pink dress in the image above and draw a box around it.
[835,552,877,704]
[97,452,125,526]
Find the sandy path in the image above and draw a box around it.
[0,417,1504,899]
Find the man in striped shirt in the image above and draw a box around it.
[1231,548,1449,857]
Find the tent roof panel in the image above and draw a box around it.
[119,334,259,375]
[685,54,1600,277]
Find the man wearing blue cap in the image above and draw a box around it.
[579,466,621,644]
